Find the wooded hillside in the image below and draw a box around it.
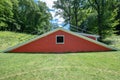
[0,0,120,41]
[0,0,52,34]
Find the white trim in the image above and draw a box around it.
[77,32,100,38]
[60,29,116,50]
[56,35,64,44]
[3,27,116,52]
[76,32,99,41]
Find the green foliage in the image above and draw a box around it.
[53,0,87,32]
[0,0,13,30]
[115,0,120,35]
[0,0,52,34]
[87,0,119,40]
[104,35,120,49]
[54,0,119,41]
[83,12,98,34]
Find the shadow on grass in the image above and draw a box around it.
[102,40,113,45]
[2,50,119,55]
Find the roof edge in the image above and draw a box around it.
[59,28,117,51]
[3,28,62,52]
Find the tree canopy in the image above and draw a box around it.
[0,0,52,34]
[0,0,119,41]
[53,0,119,41]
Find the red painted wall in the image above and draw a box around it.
[10,30,111,53]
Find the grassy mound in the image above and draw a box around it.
[0,31,35,51]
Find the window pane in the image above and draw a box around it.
[56,36,64,44]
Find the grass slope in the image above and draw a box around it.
[0,31,120,52]
[0,52,120,80]
[0,31,35,51]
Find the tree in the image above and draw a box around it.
[53,0,87,32]
[9,0,19,31]
[36,1,52,34]
[115,0,120,35]
[0,0,13,30]
[53,0,71,25]
[15,0,52,34]
[15,0,40,33]
[0,0,52,34]
[81,12,98,34]
[88,0,118,41]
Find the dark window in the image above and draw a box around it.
[56,35,64,44]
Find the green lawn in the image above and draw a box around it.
[0,52,120,80]
[0,31,120,80]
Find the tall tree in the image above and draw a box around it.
[53,0,87,32]
[16,0,40,33]
[0,0,52,34]
[115,0,120,35]
[0,0,13,30]
[36,1,52,34]
[88,0,118,41]
[9,0,19,31]
[53,0,71,25]
[16,0,52,34]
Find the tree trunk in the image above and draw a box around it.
[97,12,103,42]
[73,1,78,32]
[75,9,78,32]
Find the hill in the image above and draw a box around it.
[0,31,35,51]
[0,31,120,80]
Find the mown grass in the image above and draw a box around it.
[0,31,120,80]
[0,52,120,80]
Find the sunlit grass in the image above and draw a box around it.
[104,35,120,49]
[0,51,120,80]
[0,31,35,51]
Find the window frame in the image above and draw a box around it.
[56,35,65,44]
